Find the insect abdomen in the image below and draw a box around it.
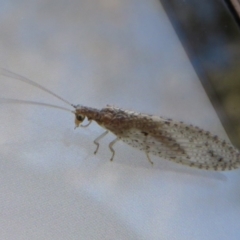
[106,112,240,171]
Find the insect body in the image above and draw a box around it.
[74,105,240,171]
[1,69,240,171]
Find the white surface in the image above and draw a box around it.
[0,1,240,240]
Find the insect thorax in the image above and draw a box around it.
[97,107,163,136]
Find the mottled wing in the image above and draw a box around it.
[119,117,240,171]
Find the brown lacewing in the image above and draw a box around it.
[1,68,240,171]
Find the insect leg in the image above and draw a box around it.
[109,138,119,161]
[94,131,108,154]
[81,120,92,128]
[146,152,153,165]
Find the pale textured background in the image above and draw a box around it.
[0,1,240,239]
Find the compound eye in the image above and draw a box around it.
[76,114,85,122]
[75,114,85,128]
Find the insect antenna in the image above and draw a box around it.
[0,97,72,113]
[0,68,75,108]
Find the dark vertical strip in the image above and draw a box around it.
[160,0,240,148]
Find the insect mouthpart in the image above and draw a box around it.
[75,114,85,128]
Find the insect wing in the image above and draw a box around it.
[119,115,240,171]
[162,120,240,170]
